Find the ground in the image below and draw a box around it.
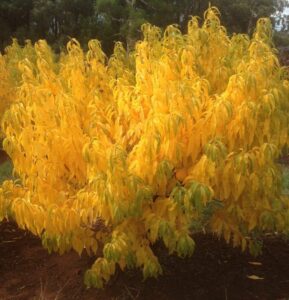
[0,154,289,300]
[0,221,289,300]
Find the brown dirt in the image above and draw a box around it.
[0,220,289,300]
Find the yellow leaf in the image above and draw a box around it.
[248,262,262,266]
[247,275,264,280]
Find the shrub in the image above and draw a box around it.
[0,8,289,288]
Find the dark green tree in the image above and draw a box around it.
[95,0,288,52]
[30,0,97,51]
[95,0,206,51]
[0,0,288,53]
[211,0,288,34]
[0,0,33,49]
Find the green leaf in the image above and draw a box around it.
[176,234,195,258]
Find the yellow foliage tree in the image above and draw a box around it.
[0,8,289,288]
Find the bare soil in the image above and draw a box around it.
[0,220,289,300]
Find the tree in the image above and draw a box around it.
[0,0,33,49]
[195,0,288,34]
[95,0,208,50]
[0,0,98,52]
[95,0,288,52]
[30,0,98,51]
[0,0,288,53]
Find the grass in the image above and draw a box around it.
[0,160,13,184]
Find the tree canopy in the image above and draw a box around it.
[0,0,288,53]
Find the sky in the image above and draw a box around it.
[274,6,289,31]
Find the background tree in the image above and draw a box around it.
[0,0,33,48]
[0,0,288,53]
[218,0,288,34]
[30,0,98,51]
[95,0,289,52]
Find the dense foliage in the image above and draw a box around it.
[0,39,39,136]
[0,8,289,288]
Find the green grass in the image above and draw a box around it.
[0,160,13,184]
